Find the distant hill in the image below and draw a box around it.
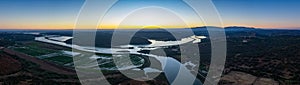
[191,26,255,30]
[224,26,256,31]
[190,26,300,37]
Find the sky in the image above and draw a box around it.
[0,0,299,29]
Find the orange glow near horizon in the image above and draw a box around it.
[0,23,298,30]
[1,0,300,30]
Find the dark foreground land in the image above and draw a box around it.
[0,48,79,85]
[0,32,169,85]
[0,27,300,85]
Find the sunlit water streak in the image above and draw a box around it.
[35,35,206,84]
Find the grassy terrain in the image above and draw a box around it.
[98,54,144,68]
[129,55,145,66]
[13,42,58,56]
[45,56,73,64]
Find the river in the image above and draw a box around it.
[35,35,206,85]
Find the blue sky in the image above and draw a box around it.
[213,0,300,28]
[0,0,299,29]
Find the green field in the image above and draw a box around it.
[45,56,73,64]
[99,55,144,68]
[13,42,58,56]
[129,55,145,66]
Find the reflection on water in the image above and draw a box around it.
[35,35,206,85]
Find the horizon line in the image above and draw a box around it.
[0,26,300,30]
